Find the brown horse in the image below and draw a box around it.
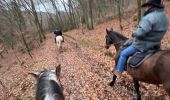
[105,29,170,100]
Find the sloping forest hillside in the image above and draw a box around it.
[0,0,170,100]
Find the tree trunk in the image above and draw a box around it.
[117,0,123,32]
[39,0,57,30]
[30,0,45,42]
[50,0,63,28]
[11,0,32,58]
[141,0,146,17]
[87,0,94,30]
[137,0,142,23]
[65,0,77,29]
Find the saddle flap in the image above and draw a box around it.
[128,50,156,68]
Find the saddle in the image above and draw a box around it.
[116,45,159,68]
[127,50,157,68]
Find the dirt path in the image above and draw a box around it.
[0,33,136,100]
[57,35,168,100]
[1,1,170,98]
[0,31,169,100]
[59,36,119,99]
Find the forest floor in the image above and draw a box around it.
[0,1,170,100]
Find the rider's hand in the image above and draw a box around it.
[123,39,133,46]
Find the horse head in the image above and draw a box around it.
[29,64,64,100]
[105,28,128,51]
[105,28,113,49]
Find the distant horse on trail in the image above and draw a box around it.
[105,28,170,100]
[55,35,64,51]
[30,64,64,100]
[53,29,64,52]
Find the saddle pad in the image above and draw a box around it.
[128,51,155,68]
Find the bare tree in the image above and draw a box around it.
[137,0,142,23]
[86,0,94,30]
[141,0,146,16]
[39,0,57,30]
[68,0,77,28]
[23,0,45,42]
[50,0,63,28]
[117,0,123,32]
[11,0,32,58]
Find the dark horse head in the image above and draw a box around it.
[104,28,170,99]
[30,64,64,100]
[105,28,128,51]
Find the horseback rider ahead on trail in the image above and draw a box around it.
[113,0,169,77]
[53,28,64,43]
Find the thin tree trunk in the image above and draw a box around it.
[68,0,77,28]
[10,0,32,58]
[117,0,123,32]
[30,0,45,42]
[137,0,142,23]
[80,17,84,34]
[141,0,146,17]
[50,0,63,27]
[20,31,32,58]
[39,0,58,30]
[87,0,94,30]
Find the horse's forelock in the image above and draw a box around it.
[44,94,57,100]
[39,71,61,85]
[39,71,50,78]
[105,34,112,44]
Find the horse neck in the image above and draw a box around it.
[110,33,128,52]
[114,43,123,52]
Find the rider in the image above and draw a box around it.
[53,28,62,36]
[53,28,64,43]
[113,0,169,77]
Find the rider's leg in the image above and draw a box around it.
[114,45,138,77]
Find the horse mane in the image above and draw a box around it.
[110,31,128,40]
[36,73,64,100]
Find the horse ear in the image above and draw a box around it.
[107,27,113,31]
[106,28,109,34]
[43,68,48,71]
[110,28,113,31]
[29,72,39,79]
[56,64,61,77]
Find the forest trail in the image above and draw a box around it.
[0,31,169,100]
[0,1,170,99]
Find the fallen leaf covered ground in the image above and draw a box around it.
[0,1,170,100]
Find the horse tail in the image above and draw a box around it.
[54,37,56,43]
[62,36,64,42]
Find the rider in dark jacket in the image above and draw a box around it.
[113,0,169,77]
[53,28,64,43]
[54,28,62,36]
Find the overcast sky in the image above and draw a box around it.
[3,0,68,13]
[35,0,68,13]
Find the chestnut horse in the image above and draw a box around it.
[105,29,170,100]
